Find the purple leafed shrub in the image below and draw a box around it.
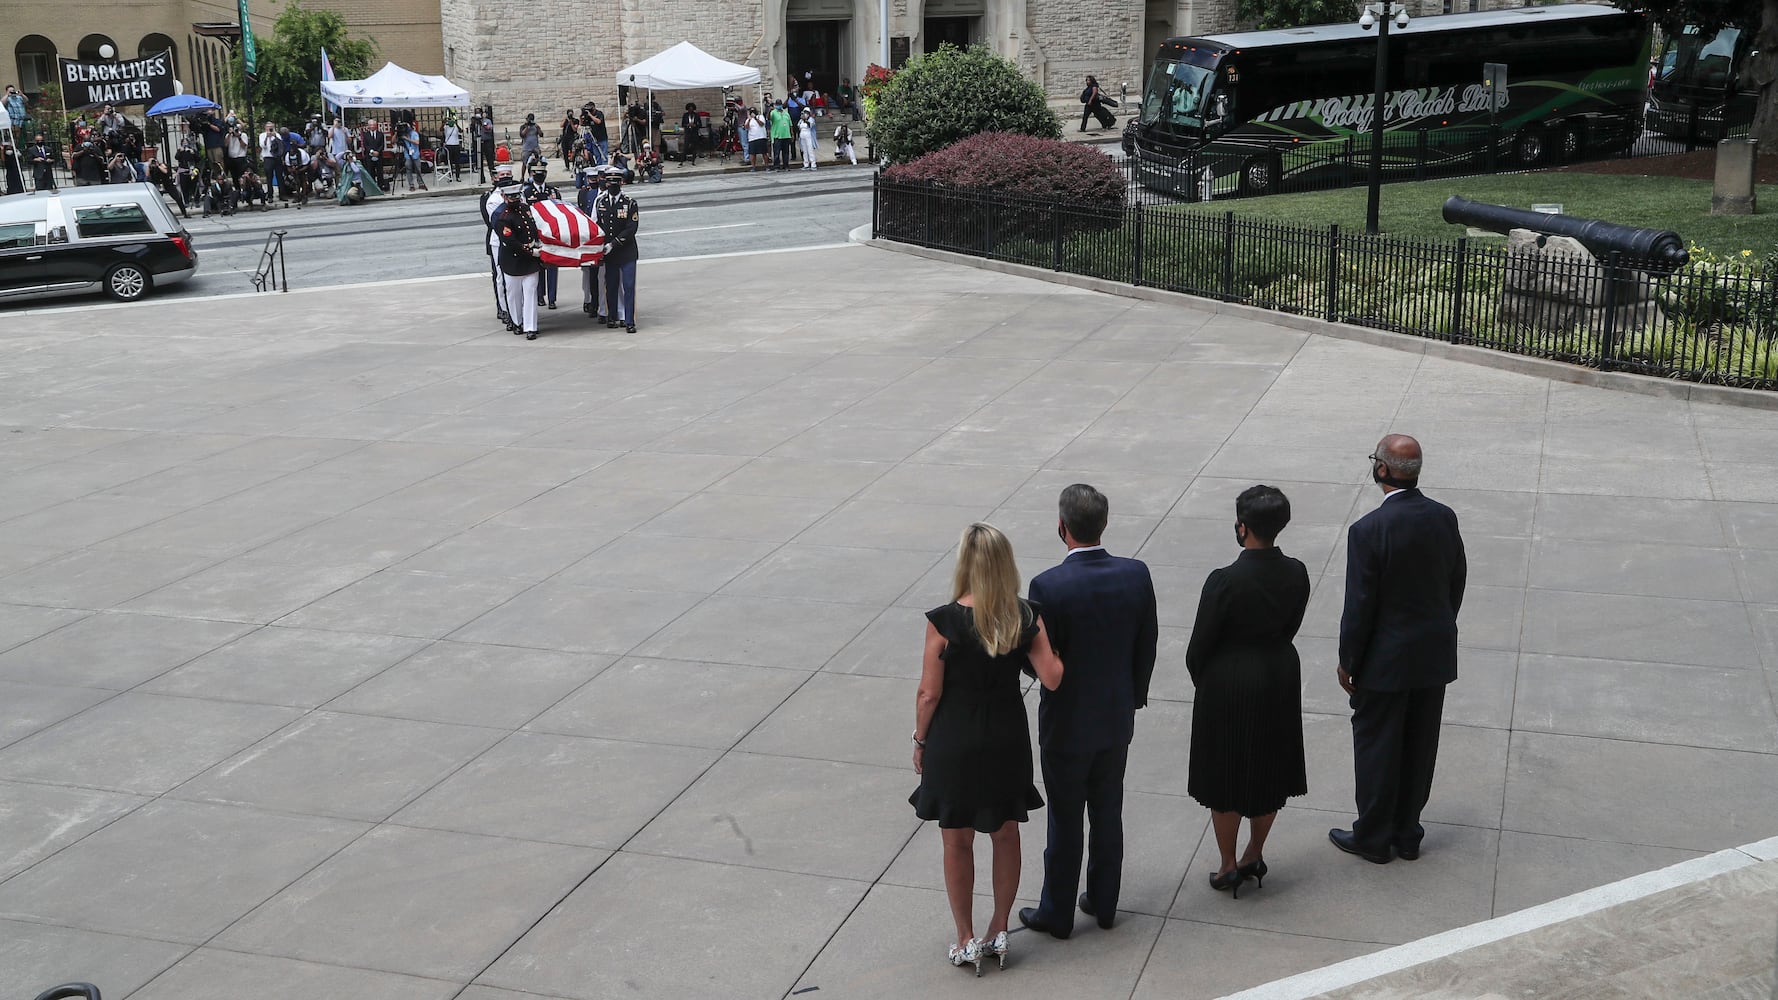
[882,132,1126,208]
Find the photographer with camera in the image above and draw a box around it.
[235,168,269,210]
[224,120,251,181]
[71,139,106,186]
[146,153,188,217]
[105,148,133,184]
[581,102,608,165]
[623,100,647,156]
[193,110,228,178]
[174,136,200,204]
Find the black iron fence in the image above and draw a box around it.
[873,176,1778,390]
[1116,114,1755,206]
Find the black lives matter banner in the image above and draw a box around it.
[58,49,176,109]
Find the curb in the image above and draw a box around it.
[851,230,1778,412]
[1219,834,1778,999]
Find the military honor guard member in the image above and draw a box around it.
[481,163,514,325]
[491,180,544,340]
[523,162,562,310]
[594,167,640,333]
[577,165,608,321]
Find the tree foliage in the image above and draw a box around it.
[227,2,377,128]
[1615,0,1778,145]
[1235,0,1358,31]
[869,44,1059,163]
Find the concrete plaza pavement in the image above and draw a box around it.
[0,242,1775,1000]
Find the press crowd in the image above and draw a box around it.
[1,102,435,215]
[493,76,865,182]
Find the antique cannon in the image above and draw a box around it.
[1442,196,1689,272]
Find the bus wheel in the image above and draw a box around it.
[1515,129,1548,167]
[1238,156,1278,196]
[1560,125,1585,162]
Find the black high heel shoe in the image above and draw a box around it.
[1208,868,1248,899]
[1237,859,1267,889]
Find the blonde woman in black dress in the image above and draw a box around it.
[1186,485,1311,897]
[911,523,1064,974]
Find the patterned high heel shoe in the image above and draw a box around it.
[981,930,1009,970]
[947,937,984,976]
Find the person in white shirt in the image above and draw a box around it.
[745,108,768,172]
[224,124,251,181]
[328,119,349,160]
[797,108,818,171]
[258,122,281,198]
[443,118,462,180]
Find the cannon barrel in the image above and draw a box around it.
[1441,196,1689,272]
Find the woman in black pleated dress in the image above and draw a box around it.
[1186,485,1311,898]
[911,523,1063,974]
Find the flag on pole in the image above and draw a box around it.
[530,199,605,268]
[239,0,258,78]
[320,46,337,116]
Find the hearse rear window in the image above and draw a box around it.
[73,205,155,239]
[0,223,37,249]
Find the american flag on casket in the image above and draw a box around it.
[530,200,605,268]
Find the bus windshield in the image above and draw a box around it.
[1141,58,1216,128]
[1657,25,1741,89]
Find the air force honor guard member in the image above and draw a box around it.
[595,167,640,334]
[482,163,515,327]
[491,180,544,341]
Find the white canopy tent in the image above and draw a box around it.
[321,62,471,109]
[613,42,761,90]
[613,43,761,158]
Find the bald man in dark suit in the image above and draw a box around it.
[1331,434,1467,865]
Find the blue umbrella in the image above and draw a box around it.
[146,95,220,118]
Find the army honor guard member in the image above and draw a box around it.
[595,169,640,334]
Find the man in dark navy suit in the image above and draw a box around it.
[1019,484,1158,938]
[1331,434,1467,864]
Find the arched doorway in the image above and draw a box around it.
[77,34,118,62]
[13,34,57,104]
[139,33,179,76]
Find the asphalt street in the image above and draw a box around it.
[11,168,874,307]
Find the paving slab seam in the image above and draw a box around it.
[8,242,857,318]
[852,230,1778,413]
[441,612,845,1000]
[1217,836,1778,999]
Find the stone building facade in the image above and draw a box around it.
[442,0,1529,129]
[441,0,1156,126]
[5,0,443,121]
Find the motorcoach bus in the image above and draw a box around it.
[1127,4,1650,197]
[1645,23,1759,141]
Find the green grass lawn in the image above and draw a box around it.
[1176,174,1778,256]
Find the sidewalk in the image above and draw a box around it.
[0,242,1774,1000]
[1236,837,1778,999]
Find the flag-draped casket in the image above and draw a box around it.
[530,200,604,267]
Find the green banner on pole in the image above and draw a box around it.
[239,0,258,78]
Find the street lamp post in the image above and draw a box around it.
[1359,2,1408,235]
